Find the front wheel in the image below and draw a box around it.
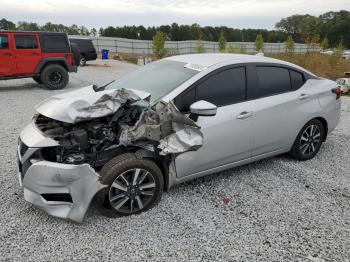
[290,119,325,161]
[96,153,164,217]
[40,64,69,90]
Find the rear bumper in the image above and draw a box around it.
[19,160,106,223]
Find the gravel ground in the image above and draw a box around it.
[0,60,349,261]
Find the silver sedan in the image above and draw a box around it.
[18,54,341,222]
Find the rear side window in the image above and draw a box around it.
[290,70,305,90]
[256,66,291,97]
[15,35,38,49]
[40,34,69,53]
[174,67,246,112]
[70,39,93,48]
[0,35,8,49]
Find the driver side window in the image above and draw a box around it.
[174,67,247,112]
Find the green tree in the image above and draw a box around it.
[329,42,343,67]
[152,31,167,58]
[320,35,329,50]
[79,25,90,36]
[218,31,226,52]
[191,23,203,40]
[285,35,295,54]
[255,34,264,52]
[17,21,40,31]
[310,34,320,51]
[0,18,16,30]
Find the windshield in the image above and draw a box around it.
[106,60,199,102]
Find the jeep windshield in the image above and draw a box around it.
[105,60,199,102]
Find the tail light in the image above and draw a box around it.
[332,87,341,99]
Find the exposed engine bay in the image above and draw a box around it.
[34,88,203,168]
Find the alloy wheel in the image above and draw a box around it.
[48,71,63,86]
[299,124,321,156]
[108,168,156,214]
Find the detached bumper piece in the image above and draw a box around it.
[21,161,106,223]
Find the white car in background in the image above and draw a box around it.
[336,74,350,93]
[342,50,350,60]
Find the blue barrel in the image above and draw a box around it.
[101,49,109,60]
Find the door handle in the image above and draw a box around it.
[298,93,310,100]
[236,111,253,119]
[3,53,12,56]
[32,52,40,56]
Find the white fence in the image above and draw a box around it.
[69,36,319,56]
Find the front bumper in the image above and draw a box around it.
[20,161,106,223]
[18,122,106,223]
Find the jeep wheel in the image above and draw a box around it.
[96,153,164,217]
[80,55,87,66]
[41,64,69,90]
[32,76,42,84]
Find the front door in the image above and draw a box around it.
[0,33,15,76]
[13,33,41,75]
[173,66,255,178]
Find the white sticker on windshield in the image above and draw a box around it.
[184,63,207,71]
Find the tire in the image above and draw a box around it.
[96,153,164,217]
[40,64,69,90]
[79,55,87,66]
[290,119,325,161]
[32,76,42,84]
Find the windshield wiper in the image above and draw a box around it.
[93,80,116,92]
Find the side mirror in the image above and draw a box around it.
[190,100,217,117]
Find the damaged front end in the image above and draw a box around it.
[18,87,203,222]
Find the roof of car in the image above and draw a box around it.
[165,53,315,75]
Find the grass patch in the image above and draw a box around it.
[122,55,139,65]
[267,53,350,80]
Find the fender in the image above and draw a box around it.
[134,148,171,191]
[35,58,77,74]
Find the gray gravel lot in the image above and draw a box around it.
[0,59,349,261]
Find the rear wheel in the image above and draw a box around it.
[32,76,42,84]
[96,153,164,217]
[40,64,69,90]
[290,119,325,161]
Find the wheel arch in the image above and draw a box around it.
[314,117,328,141]
[134,149,170,192]
[35,58,69,74]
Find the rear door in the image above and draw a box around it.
[13,33,41,75]
[0,33,15,76]
[252,65,313,156]
[174,66,255,178]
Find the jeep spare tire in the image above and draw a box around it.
[41,64,69,90]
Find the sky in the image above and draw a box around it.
[0,0,349,29]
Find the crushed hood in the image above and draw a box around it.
[35,85,203,156]
[35,85,151,123]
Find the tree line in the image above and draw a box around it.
[1,10,349,47]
